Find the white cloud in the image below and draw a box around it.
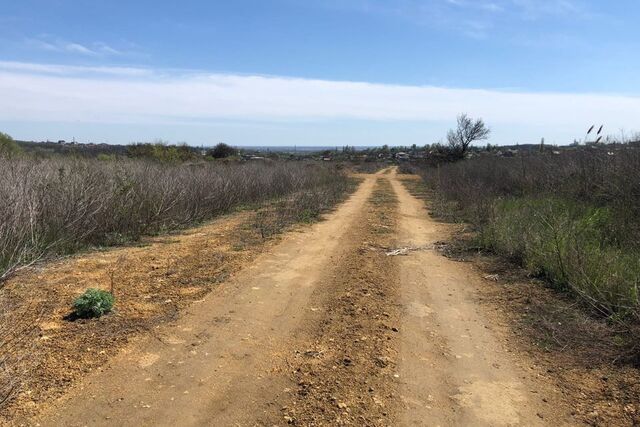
[94,42,122,55]
[0,62,637,137]
[64,42,98,55]
[0,61,152,77]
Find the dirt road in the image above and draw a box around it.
[33,169,574,426]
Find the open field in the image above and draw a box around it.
[0,157,356,421]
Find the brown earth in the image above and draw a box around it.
[0,183,356,424]
[261,178,402,425]
[0,209,286,424]
[1,168,636,426]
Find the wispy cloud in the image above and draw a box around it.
[0,62,638,139]
[0,61,152,77]
[312,0,589,38]
[511,0,586,19]
[25,37,122,56]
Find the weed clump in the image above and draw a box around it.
[73,288,115,318]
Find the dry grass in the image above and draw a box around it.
[0,158,348,285]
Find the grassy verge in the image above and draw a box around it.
[413,153,640,323]
[481,197,640,321]
[252,177,359,238]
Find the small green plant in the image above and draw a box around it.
[73,288,115,318]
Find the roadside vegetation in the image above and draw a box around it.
[409,142,640,361]
[0,133,358,416]
[0,141,351,286]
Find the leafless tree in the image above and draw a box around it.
[447,113,491,158]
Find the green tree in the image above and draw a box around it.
[0,132,21,156]
[208,143,237,159]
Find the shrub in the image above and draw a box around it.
[96,153,116,161]
[127,142,198,162]
[73,288,115,318]
[207,143,236,159]
[481,197,640,318]
[0,158,349,283]
[415,148,640,322]
[0,132,21,157]
[252,177,355,238]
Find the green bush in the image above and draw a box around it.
[0,132,21,156]
[73,288,115,318]
[207,143,237,159]
[481,197,640,318]
[96,153,116,161]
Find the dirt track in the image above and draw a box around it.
[29,169,577,426]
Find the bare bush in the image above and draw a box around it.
[0,158,348,285]
[252,178,354,238]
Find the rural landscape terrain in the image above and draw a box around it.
[1,129,639,426]
[2,1,640,425]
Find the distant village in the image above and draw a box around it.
[15,136,640,163]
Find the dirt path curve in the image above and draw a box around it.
[36,174,380,427]
[388,170,572,426]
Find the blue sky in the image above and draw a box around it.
[1,0,639,146]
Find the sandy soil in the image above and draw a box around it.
[5,168,623,426]
[260,177,402,425]
[32,174,380,426]
[389,175,573,426]
[1,210,267,423]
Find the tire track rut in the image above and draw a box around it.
[265,178,401,426]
